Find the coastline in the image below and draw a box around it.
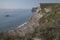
[8,7,44,36]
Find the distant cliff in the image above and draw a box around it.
[0,3,60,40]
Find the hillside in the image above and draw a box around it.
[0,3,60,40]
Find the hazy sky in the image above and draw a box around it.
[0,0,60,9]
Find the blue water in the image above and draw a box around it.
[0,9,33,32]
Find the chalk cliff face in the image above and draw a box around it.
[8,5,43,37]
[0,3,60,40]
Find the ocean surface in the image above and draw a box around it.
[0,9,33,32]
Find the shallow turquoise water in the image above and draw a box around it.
[0,9,33,32]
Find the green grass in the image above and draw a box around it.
[40,3,60,9]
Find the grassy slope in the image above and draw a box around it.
[38,3,60,40]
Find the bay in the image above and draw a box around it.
[0,9,33,32]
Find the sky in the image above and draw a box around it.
[0,0,60,9]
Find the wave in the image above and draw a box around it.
[17,21,28,28]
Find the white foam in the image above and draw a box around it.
[18,22,28,28]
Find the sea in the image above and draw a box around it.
[0,9,33,32]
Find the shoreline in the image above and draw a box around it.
[17,12,35,29]
[17,14,34,29]
[17,21,28,28]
